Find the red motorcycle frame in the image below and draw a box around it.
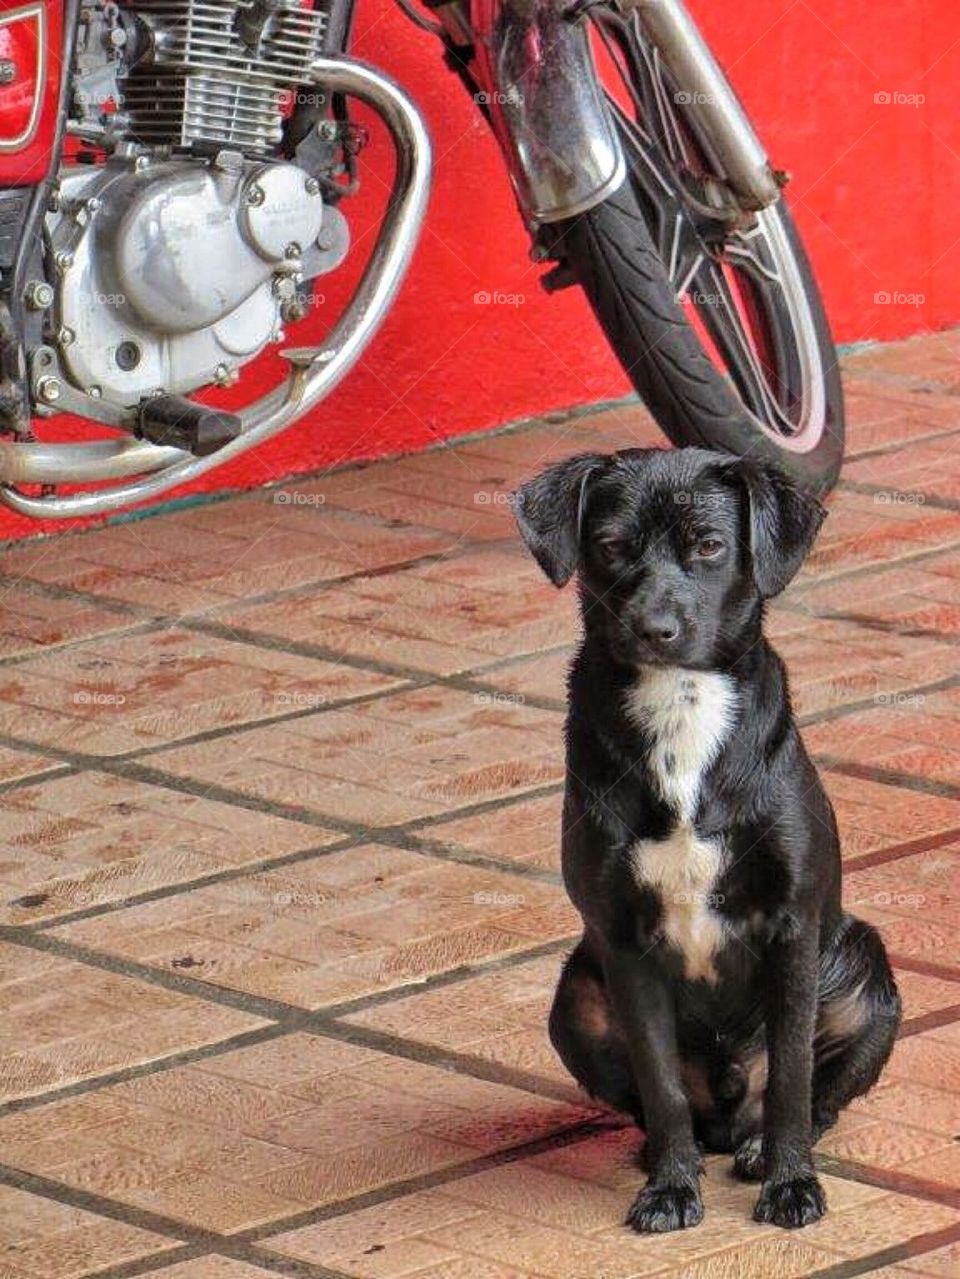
[0,0,63,183]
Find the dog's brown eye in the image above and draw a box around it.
[597,538,626,562]
[695,537,725,559]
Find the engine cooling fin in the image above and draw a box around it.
[119,0,328,154]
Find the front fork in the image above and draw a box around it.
[432,0,625,225]
[426,0,782,226]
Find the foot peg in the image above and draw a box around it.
[137,396,242,457]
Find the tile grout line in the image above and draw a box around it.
[0,1163,356,1279]
[0,1023,291,1118]
[15,780,566,931]
[838,477,960,513]
[795,540,960,589]
[898,1003,960,1038]
[83,1243,208,1279]
[806,1221,960,1279]
[843,422,960,460]
[0,535,514,668]
[0,495,955,671]
[232,1117,619,1243]
[0,1117,619,1277]
[0,664,954,835]
[17,835,367,930]
[0,924,580,1027]
[5,1107,960,1279]
[6,774,955,937]
[790,607,960,644]
[844,826,960,871]
[813,1157,960,1210]
[0,760,77,797]
[1,914,957,1126]
[817,755,960,801]
[886,953,960,983]
[796,673,960,729]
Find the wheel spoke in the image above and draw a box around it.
[606,100,704,295]
[724,224,783,286]
[588,5,824,444]
[692,261,797,435]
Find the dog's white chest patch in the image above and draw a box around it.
[625,668,737,983]
[630,826,727,983]
[624,668,737,821]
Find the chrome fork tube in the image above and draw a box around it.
[628,0,782,210]
[0,55,432,519]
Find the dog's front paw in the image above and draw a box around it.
[753,1173,826,1228]
[626,1182,704,1233]
[732,1134,764,1182]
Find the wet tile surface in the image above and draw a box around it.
[0,1035,591,1234]
[0,772,340,925]
[0,332,957,1276]
[0,1184,179,1277]
[49,844,577,1009]
[0,626,405,757]
[148,685,565,826]
[0,941,266,1103]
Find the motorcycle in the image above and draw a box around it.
[0,0,845,522]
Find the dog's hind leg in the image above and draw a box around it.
[812,914,901,1138]
[549,941,643,1123]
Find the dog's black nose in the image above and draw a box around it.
[638,613,680,644]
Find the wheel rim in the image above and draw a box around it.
[588,9,828,453]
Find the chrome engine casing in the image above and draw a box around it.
[47,151,348,408]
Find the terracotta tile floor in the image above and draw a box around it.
[0,329,958,1277]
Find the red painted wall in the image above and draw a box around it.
[2,0,958,538]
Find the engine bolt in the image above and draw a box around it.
[88,385,102,399]
[213,363,231,386]
[24,280,54,310]
[134,155,149,172]
[284,242,301,259]
[304,177,321,197]
[316,230,335,251]
[85,196,102,214]
[281,297,309,324]
[0,59,16,86]
[37,376,62,404]
[58,327,75,347]
[115,340,141,371]
[246,184,266,206]
[316,121,338,141]
[272,277,296,301]
[54,250,74,273]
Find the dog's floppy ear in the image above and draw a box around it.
[737,460,826,598]
[513,453,606,587]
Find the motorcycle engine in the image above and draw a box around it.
[45,0,348,411]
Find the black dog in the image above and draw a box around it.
[514,447,900,1233]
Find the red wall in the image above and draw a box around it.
[2,0,958,538]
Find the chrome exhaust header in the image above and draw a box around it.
[0,55,432,519]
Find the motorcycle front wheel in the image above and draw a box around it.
[549,9,845,495]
